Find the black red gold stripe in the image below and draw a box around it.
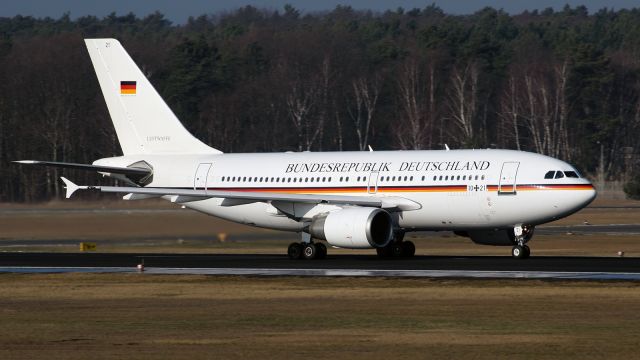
[191,183,594,194]
[487,184,594,192]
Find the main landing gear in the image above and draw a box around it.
[288,239,327,260]
[376,233,416,258]
[511,225,532,259]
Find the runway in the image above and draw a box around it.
[1,252,639,280]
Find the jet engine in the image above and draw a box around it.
[456,226,535,246]
[308,208,394,249]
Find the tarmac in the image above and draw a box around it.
[1,252,639,280]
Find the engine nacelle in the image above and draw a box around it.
[308,208,394,249]
[461,226,535,246]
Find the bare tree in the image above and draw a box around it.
[395,59,437,150]
[499,73,522,150]
[447,62,478,146]
[286,74,320,151]
[348,73,381,150]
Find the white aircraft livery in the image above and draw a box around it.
[16,39,597,260]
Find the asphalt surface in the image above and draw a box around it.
[0,252,638,273]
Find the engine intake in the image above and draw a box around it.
[309,208,393,249]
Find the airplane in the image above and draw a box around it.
[15,38,597,260]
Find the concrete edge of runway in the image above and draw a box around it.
[2,266,640,280]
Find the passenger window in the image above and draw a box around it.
[555,171,564,179]
[564,171,579,178]
[544,171,555,179]
[481,175,485,180]
[463,175,466,180]
[439,175,443,181]
[433,176,437,181]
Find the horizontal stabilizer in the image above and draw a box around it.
[14,160,151,177]
[60,177,90,199]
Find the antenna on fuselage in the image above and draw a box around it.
[444,144,450,151]
[368,145,374,152]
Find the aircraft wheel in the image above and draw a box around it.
[376,246,392,258]
[511,245,527,259]
[402,241,416,258]
[315,243,327,259]
[391,243,404,257]
[523,245,531,259]
[288,242,303,260]
[302,243,318,260]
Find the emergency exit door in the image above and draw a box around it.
[498,162,519,195]
[194,163,212,191]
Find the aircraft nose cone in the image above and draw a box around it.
[581,184,597,207]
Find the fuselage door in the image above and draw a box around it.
[367,171,379,194]
[498,162,519,195]
[194,163,212,192]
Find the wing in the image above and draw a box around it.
[60,177,421,211]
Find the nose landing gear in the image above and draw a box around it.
[511,225,533,259]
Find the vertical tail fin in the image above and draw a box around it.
[85,38,221,155]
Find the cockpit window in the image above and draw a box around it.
[544,171,555,179]
[554,171,565,179]
[564,171,579,178]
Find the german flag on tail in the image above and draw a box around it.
[120,81,136,95]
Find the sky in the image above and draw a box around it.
[1,0,638,24]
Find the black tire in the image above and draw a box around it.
[376,246,392,258]
[523,245,531,259]
[316,242,327,259]
[391,243,404,257]
[302,243,317,260]
[401,241,416,257]
[511,245,526,259]
[288,242,303,260]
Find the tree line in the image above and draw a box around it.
[1,4,640,202]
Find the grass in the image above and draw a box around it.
[1,199,639,358]
[0,275,639,359]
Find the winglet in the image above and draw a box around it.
[60,177,84,199]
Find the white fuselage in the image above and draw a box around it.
[95,149,596,233]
